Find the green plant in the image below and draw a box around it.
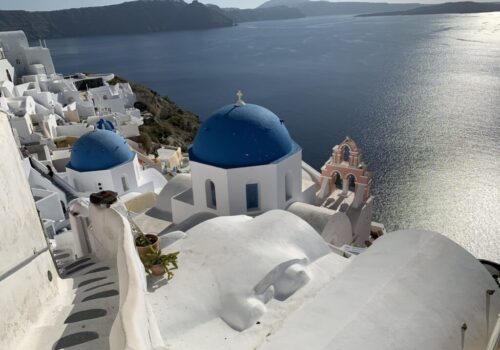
[143,247,179,279]
[135,234,155,247]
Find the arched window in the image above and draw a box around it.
[334,172,342,189]
[343,146,350,162]
[246,183,259,211]
[347,174,356,192]
[285,173,292,201]
[205,180,217,209]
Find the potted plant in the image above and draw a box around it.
[135,233,160,261]
[143,248,179,279]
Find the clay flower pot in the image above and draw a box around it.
[150,264,167,276]
[135,234,160,261]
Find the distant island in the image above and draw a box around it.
[259,0,421,16]
[1,0,500,40]
[357,1,500,17]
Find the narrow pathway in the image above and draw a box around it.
[21,250,119,350]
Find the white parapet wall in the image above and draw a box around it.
[88,202,166,350]
[0,111,62,349]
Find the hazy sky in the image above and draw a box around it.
[1,0,496,11]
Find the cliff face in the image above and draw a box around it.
[0,0,234,40]
[109,77,199,153]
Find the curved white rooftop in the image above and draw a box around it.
[148,210,350,348]
[262,229,500,350]
[151,215,500,350]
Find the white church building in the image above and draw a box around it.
[166,95,317,223]
[65,128,166,196]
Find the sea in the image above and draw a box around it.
[46,13,500,261]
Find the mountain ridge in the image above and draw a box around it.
[0,0,234,40]
[258,0,422,15]
[357,1,500,16]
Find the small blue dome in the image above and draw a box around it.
[96,118,115,132]
[189,103,297,168]
[67,129,134,172]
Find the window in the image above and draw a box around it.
[121,176,129,192]
[334,172,343,189]
[347,175,356,192]
[5,70,12,82]
[343,146,350,162]
[246,183,259,211]
[15,58,21,65]
[285,174,292,201]
[205,180,217,209]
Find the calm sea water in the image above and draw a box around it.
[46,14,500,261]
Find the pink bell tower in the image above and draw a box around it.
[318,137,372,208]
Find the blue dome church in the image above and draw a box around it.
[65,129,166,195]
[189,103,298,169]
[67,129,133,172]
[169,92,317,223]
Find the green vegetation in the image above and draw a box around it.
[143,248,179,279]
[111,77,199,154]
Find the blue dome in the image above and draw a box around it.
[189,103,297,168]
[96,118,115,132]
[67,129,135,172]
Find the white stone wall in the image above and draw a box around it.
[9,116,34,141]
[0,31,30,81]
[67,156,147,195]
[0,57,14,82]
[55,124,92,137]
[32,188,65,222]
[84,203,166,349]
[189,150,303,218]
[25,47,56,76]
[0,111,60,349]
[190,161,230,215]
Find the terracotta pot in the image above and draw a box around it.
[150,264,166,276]
[136,234,160,260]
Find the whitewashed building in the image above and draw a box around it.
[164,96,315,223]
[0,31,143,145]
[65,129,166,196]
[0,48,15,83]
[0,31,55,80]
